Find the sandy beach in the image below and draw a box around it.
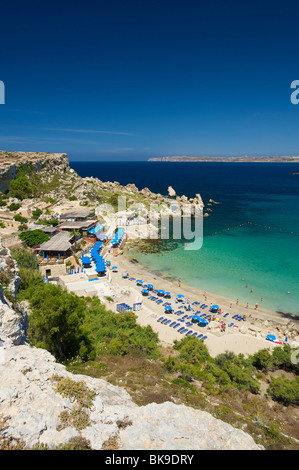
[101,249,299,358]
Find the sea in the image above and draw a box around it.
[71,161,299,317]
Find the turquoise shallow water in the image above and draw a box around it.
[72,161,299,316]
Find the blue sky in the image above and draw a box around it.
[1,0,299,161]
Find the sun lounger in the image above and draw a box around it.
[178,327,184,333]
[165,320,171,325]
[191,332,197,337]
[202,336,207,340]
[197,334,203,339]
[182,315,188,319]
[186,330,193,336]
[170,322,176,327]
[223,313,229,318]
[156,300,163,304]
[157,317,164,322]
[173,323,180,328]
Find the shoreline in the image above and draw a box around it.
[105,247,299,357]
[123,249,298,324]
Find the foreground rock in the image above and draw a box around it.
[0,346,262,450]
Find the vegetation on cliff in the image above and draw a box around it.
[12,248,160,363]
[9,247,299,449]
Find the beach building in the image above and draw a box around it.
[35,231,74,277]
[58,219,97,237]
[59,210,92,222]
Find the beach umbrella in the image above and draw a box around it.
[191,315,201,322]
[177,294,184,300]
[164,305,173,312]
[210,304,219,312]
[198,318,209,326]
[266,334,276,342]
[147,284,154,290]
[158,289,165,296]
[142,288,149,295]
[164,291,171,297]
[136,279,143,285]
[112,266,118,271]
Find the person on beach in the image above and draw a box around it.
[236,299,239,305]
[251,288,253,293]
[246,302,249,309]
[261,297,263,303]
[255,303,258,310]
[178,278,181,287]
[246,284,248,288]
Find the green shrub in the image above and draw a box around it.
[14,214,28,223]
[174,336,212,363]
[8,202,21,211]
[9,175,34,199]
[267,375,299,406]
[32,208,43,220]
[19,229,49,247]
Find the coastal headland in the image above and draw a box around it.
[148,155,299,162]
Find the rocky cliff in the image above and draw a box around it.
[0,151,69,192]
[0,237,262,450]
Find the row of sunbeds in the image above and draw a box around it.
[157,316,208,340]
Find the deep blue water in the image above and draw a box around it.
[71,161,299,315]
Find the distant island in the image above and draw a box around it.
[148,155,299,162]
